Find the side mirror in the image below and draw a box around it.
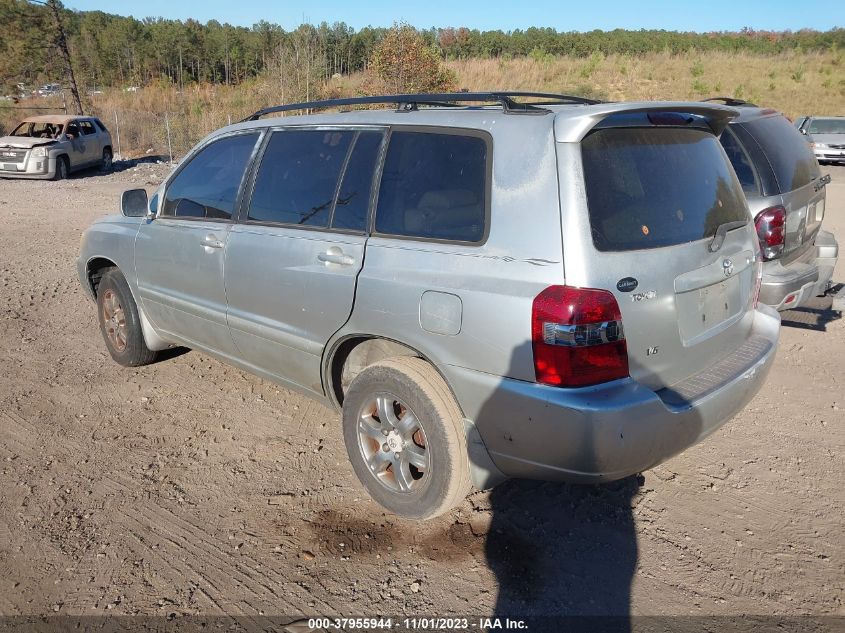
[121,188,148,217]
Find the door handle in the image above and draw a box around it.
[318,248,355,266]
[201,234,224,249]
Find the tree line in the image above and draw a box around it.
[1,0,844,93]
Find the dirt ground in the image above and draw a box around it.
[0,160,842,624]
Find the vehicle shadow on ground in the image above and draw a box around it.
[153,346,191,362]
[484,476,641,631]
[68,155,172,180]
[780,284,842,332]
[473,343,707,632]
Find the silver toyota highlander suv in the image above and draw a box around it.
[78,92,781,519]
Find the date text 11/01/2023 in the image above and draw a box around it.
[306,617,529,630]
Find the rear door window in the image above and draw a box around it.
[741,115,820,192]
[582,127,749,252]
[375,130,488,243]
[719,128,760,195]
[162,132,259,220]
[248,129,354,227]
[80,121,96,136]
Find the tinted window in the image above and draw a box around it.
[375,131,487,242]
[741,115,820,192]
[163,133,259,220]
[332,132,382,231]
[582,127,749,252]
[80,121,96,135]
[249,130,353,227]
[720,128,759,195]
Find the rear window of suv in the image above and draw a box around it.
[582,127,749,252]
[741,115,820,192]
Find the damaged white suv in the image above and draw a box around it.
[0,114,113,180]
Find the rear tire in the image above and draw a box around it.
[52,156,68,181]
[342,356,472,520]
[100,147,113,172]
[96,269,157,367]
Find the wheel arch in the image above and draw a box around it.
[84,256,172,352]
[323,334,464,416]
[85,256,118,299]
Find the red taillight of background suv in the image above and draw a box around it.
[754,205,786,261]
[531,285,629,387]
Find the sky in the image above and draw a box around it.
[65,0,845,33]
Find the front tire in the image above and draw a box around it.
[96,269,157,367]
[52,156,68,181]
[342,356,472,519]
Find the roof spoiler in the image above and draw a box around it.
[553,102,739,142]
[701,96,758,107]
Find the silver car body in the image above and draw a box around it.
[721,108,838,310]
[0,114,112,179]
[78,101,780,488]
[796,116,845,163]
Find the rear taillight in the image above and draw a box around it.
[531,285,629,388]
[754,205,786,261]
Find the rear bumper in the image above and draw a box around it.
[445,305,780,484]
[759,230,838,310]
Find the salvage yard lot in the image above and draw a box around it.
[0,164,842,618]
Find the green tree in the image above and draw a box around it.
[368,23,456,94]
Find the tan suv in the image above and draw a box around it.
[0,114,113,180]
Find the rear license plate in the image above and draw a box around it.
[698,280,735,326]
[676,276,743,344]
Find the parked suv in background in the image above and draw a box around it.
[705,98,838,311]
[0,114,113,180]
[794,115,845,164]
[78,93,780,519]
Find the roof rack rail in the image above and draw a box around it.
[242,91,601,122]
[701,96,758,107]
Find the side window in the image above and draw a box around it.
[375,131,488,243]
[248,129,354,227]
[742,116,820,192]
[80,121,96,136]
[331,131,383,231]
[162,133,259,220]
[66,122,80,138]
[720,128,759,195]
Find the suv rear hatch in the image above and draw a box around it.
[555,105,759,391]
[735,113,825,262]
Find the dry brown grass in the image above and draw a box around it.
[447,50,845,119]
[2,51,841,158]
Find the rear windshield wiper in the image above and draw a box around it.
[709,220,748,252]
